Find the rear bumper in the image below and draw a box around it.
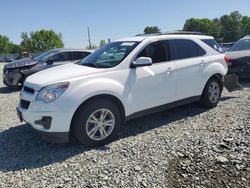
[228,62,250,79]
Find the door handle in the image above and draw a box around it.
[200,60,205,66]
[167,67,173,74]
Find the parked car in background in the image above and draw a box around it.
[18,33,229,146]
[0,56,5,62]
[220,42,235,52]
[3,49,93,87]
[226,36,250,79]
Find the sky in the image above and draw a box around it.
[0,0,250,48]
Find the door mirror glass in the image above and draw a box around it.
[133,57,152,67]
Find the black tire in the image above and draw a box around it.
[72,99,122,147]
[200,77,223,108]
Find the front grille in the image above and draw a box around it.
[23,86,35,94]
[21,99,30,110]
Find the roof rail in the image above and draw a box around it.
[164,31,206,35]
[135,31,206,37]
[135,33,162,37]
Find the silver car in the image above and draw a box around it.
[3,49,93,87]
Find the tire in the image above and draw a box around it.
[200,77,223,108]
[72,99,122,147]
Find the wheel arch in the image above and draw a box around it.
[69,94,126,137]
[202,73,223,95]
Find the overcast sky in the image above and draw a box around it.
[1,0,250,48]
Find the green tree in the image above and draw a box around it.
[144,26,161,34]
[20,29,64,53]
[99,40,107,47]
[183,18,219,39]
[241,16,250,36]
[9,43,21,54]
[0,35,11,54]
[182,11,250,43]
[219,11,243,42]
[86,43,97,50]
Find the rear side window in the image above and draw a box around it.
[137,41,170,63]
[170,39,206,60]
[72,52,91,60]
[202,39,223,53]
[52,52,72,62]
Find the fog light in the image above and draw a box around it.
[34,116,52,129]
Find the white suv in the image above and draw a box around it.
[17,34,228,146]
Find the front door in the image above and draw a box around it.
[129,40,177,113]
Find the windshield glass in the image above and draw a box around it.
[229,39,250,51]
[78,41,139,68]
[34,49,59,61]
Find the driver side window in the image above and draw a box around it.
[137,41,170,64]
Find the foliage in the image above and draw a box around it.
[20,29,64,53]
[0,35,11,54]
[86,43,98,50]
[0,35,21,54]
[183,11,250,42]
[144,26,161,34]
[99,40,107,47]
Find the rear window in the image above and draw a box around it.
[202,39,223,53]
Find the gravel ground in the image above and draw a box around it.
[0,63,249,188]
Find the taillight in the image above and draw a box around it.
[224,55,230,65]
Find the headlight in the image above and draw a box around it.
[36,82,69,103]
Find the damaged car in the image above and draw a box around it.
[3,49,93,88]
[226,36,250,79]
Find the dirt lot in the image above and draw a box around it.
[0,63,249,188]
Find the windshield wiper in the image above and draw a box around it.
[82,62,99,68]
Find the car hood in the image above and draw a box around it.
[5,58,37,69]
[25,63,106,89]
[226,50,250,59]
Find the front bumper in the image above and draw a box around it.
[17,87,78,143]
[3,67,23,86]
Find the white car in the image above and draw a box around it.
[17,33,228,146]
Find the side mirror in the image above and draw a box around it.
[132,57,152,68]
[47,57,54,65]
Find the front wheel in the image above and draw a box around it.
[200,77,223,108]
[72,99,122,147]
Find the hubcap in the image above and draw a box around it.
[208,82,220,103]
[86,109,115,141]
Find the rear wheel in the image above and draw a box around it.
[72,99,122,147]
[200,77,222,108]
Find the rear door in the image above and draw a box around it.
[169,39,206,100]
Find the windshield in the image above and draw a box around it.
[229,39,250,52]
[34,49,59,61]
[78,41,139,68]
